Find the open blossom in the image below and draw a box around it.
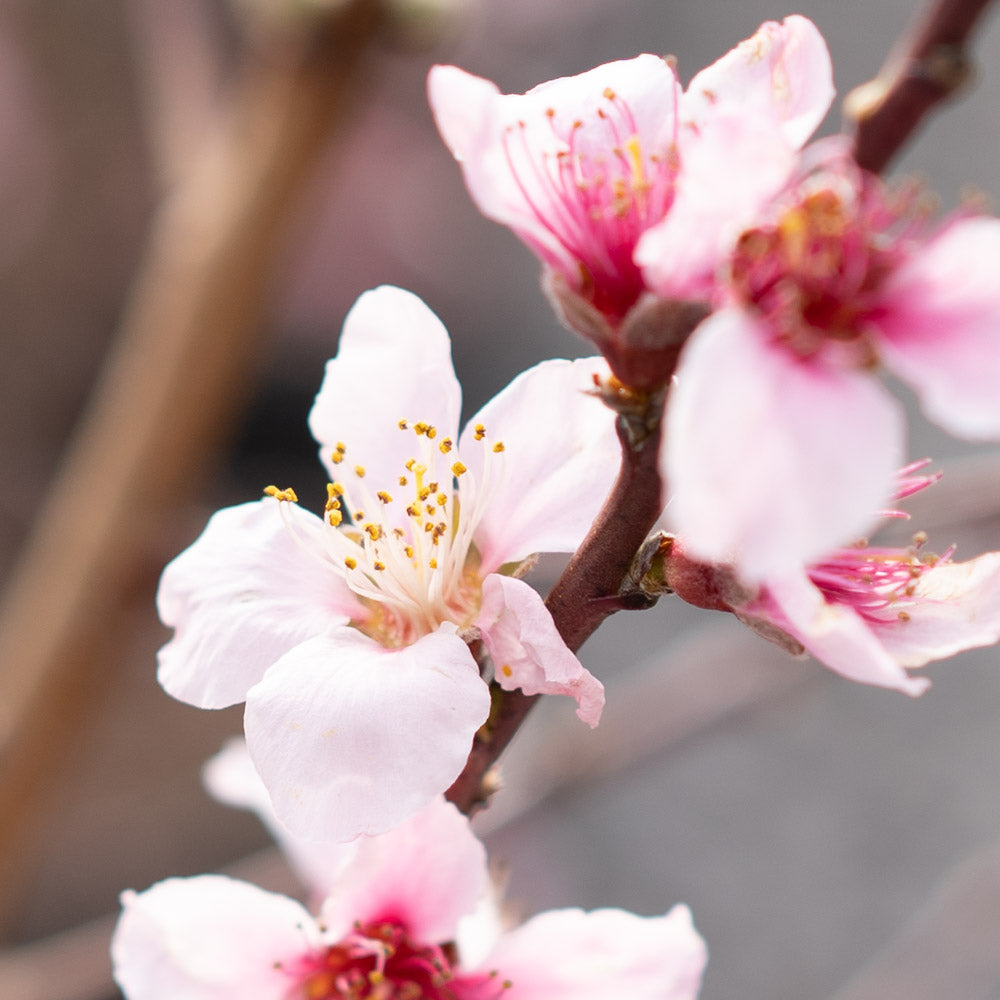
[112,797,709,1000]
[429,16,832,334]
[666,463,1000,696]
[157,286,617,840]
[658,145,1000,580]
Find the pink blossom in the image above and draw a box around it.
[429,16,832,326]
[112,798,708,1000]
[157,286,616,840]
[667,464,1000,696]
[659,147,1000,580]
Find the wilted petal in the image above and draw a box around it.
[244,628,490,841]
[308,286,462,497]
[112,875,316,1000]
[872,552,1000,667]
[480,905,707,1000]
[460,356,618,573]
[320,798,489,943]
[683,15,834,148]
[157,500,359,710]
[876,217,1000,438]
[477,574,604,726]
[664,309,904,580]
[754,571,930,696]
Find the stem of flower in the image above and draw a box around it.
[847,0,997,174]
[446,384,667,814]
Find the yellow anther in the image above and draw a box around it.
[426,425,437,439]
[354,465,366,478]
[406,504,420,518]
[364,524,382,541]
[377,491,393,504]
[414,421,429,436]
[501,664,513,677]
[393,527,405,538]
[603,86,616,100]
[429,558,438,570]
[439,438,453,453]
[474,424,486,440]
[405,545,414,559]
[428,481,438,492]
[328,509,343,527]
[399,475,408,486]
[398,419,408,430]
[451,461,467,476]
[344,556,357,570]
[373,561,386,572]
[264,485,299,503]
[545,107,556,118]
[354,511,365,521]
[424,522,434,533]
[418,487,432,501]
[336,442,346,453]
[405,458,416,471]
[425,504,437,517]
[436,493,447,506]
[369,971,385,985]
[328,482,345,498]
[492,441,505,453]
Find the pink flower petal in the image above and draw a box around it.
[479,905,707,1000]
[308,286,462,498]
[683,15,834,149]
[157,500,360,710]
[477,574,604,726]
[871,552,1000,667]
[243,627,490,841]
[635,113,797,300]
[754,571,930,696]
[875,217,1000,439]
[459,356,618,573]
[664,308,904,580]
[428,57,679,288]
[319,798,489,943]
[112,875,317,1000]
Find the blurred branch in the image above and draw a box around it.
[0,0,382,934]
[847,0,997,173]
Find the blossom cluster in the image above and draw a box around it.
[112,13,1000,999]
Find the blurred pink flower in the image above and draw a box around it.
[661,148,1000,580]
[430,16,832,325]
[157,286,615,841]
[112,798,709,1000]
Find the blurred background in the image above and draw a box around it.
[4,0,1000,997]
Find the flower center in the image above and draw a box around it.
[729,170,928,365]
[501,87,678,318]
[269,421,506,649]
[297,920,509,1000]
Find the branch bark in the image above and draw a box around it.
[848,0,997,174]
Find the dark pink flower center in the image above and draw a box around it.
[729,168,929,364]
[298,921,509,1000]
[502,88,678,319]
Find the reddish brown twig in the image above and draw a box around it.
[848,0,997,174]
[446,386,667,813]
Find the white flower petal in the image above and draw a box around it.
[872,552,1000,667]
[244,628,490,841]
[478,574,604,726]
[480,904,707,1000]
[308,286,462,496]
[664,309,904,581]
[157,500,359,709]
[460,356,619,573]
[112,875,316,1000]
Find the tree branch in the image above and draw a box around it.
[847,0,997,174]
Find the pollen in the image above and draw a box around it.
[373,561,386,572]
[493,441,505,453]
[474,423,486,440]
[264,485,298,502]
[377,491,393,504]
[439,438,453,453]
[436,493,447,506]
[399,475,408,486]
[364,523,382,541]
[414,421,430,436]
[501,664,513,677]
[429,558,438,570]
[451,461,467,476]
[398,419,408,430]
[344,556,357,570]
[603,86,616,100]
[328,482,345,498]
[328,509,342,527]
[354,465,366,478]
